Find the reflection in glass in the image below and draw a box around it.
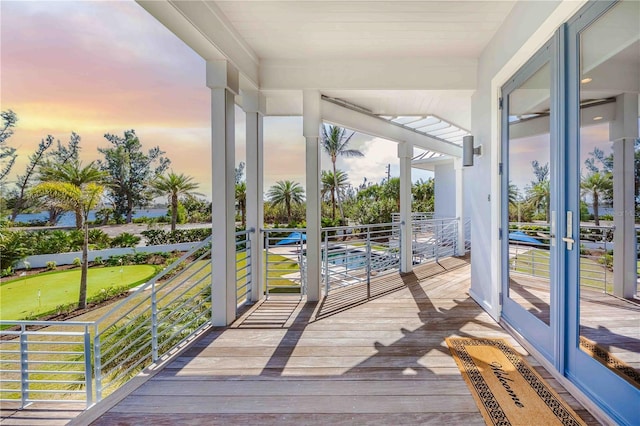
[578,0,640,388]
[507,62,552,325]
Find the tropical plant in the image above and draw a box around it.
[40,160,106,229]
[0,109,18,182]
[581,172,613,226]
[412,178,435,212]
[98,130,170,223]
[152,172,202,231]
[508,182,519,207]
[321,125,363,221]
[527,180,550,222]
[267,180,305,223]
[110,232,141,248]
[30,181,104,309]
[235,181,247,227]
[321,169,349,220]
[10,135,54,221]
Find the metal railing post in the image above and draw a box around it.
[83,326,93,407]
[366,226,372,299]
[265,232,270,299]
[94,327,102,402]
[151,281,158,362]
[323,230,329,295]
[19,325,28,409]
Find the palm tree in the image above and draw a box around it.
[235,181,247,227]
[321,125,363,222]
[508,182,519,207]
[267,180,305,223]
[153,172,202,231]
[581,172,612,226]
[40,160,105,229]
[527,180,550,222]
[30,181,104,309]
[321,169,349,220]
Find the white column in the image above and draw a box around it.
[243,90,266,302]
[398,142,413,273]
[610,93,638,298]
[455,158,465,256]
[304,90,322,301]
[207,60,238,326]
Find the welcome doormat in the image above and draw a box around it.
[446,337,586,426]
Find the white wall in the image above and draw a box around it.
[15,242,201,269]
[468,0,584,319]
[434,163,456,218]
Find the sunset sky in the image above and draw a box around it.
[0,0,430,201]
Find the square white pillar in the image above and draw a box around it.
[304,90,321,301]
[455,158,465,256]
[610,93,638,298]
[398,142,413,273]
[242,90,266,303]
[207,60,239,326]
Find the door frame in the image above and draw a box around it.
[564,1,639,424]
[500,35,560,364]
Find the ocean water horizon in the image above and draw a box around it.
[8,208,168,227]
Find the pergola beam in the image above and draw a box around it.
[321,98,463,157]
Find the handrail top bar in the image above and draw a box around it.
[235,228,255,236]
[0,320,95,326]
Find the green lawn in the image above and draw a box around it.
[512,248,613,291]
[0,265,158,320]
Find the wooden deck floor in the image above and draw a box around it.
[78,258,599,425]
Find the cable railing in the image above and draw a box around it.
[321,222,401,295]
[263,228,306,298]
[508,223,615,292]
[411,217,459,265]
[0,321,94,408]
[0,230,257,408]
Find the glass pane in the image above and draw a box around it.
[507,61,552,325]
[579,0,640,388]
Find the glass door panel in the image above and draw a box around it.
[577,0,640,389]
[502,41,555,359]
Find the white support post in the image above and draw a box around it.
[455,158,465,256]
[304,90,321,301]
[610,93,638,299]
[243,90,266,303]
[208,60,239,326]
[398,142,413,273]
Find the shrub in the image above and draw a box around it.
[72,257,82,267]
[88,229,111,249]
[141,228,210,245]
[93,256,104,265]
[46,261,57,271]
[110,232,141,248]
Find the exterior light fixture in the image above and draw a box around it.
[463,135,482,166]
[593,116,603,121]
[581,77,592,84]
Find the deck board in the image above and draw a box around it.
[83,259,601,426]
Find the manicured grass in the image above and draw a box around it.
[0,265,158,320]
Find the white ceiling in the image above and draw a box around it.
[140,1,519,124]
[214,1,516,60]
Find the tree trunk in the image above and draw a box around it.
[333,161,345,224]
[241,202,246,227]
[171,194,178,232]
[75,208,83,230]
[78,220,89,309]
[331,191,336,220]
[126,197,134,223]
[593,192,600,227]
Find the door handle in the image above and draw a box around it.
[564,211,574,250]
